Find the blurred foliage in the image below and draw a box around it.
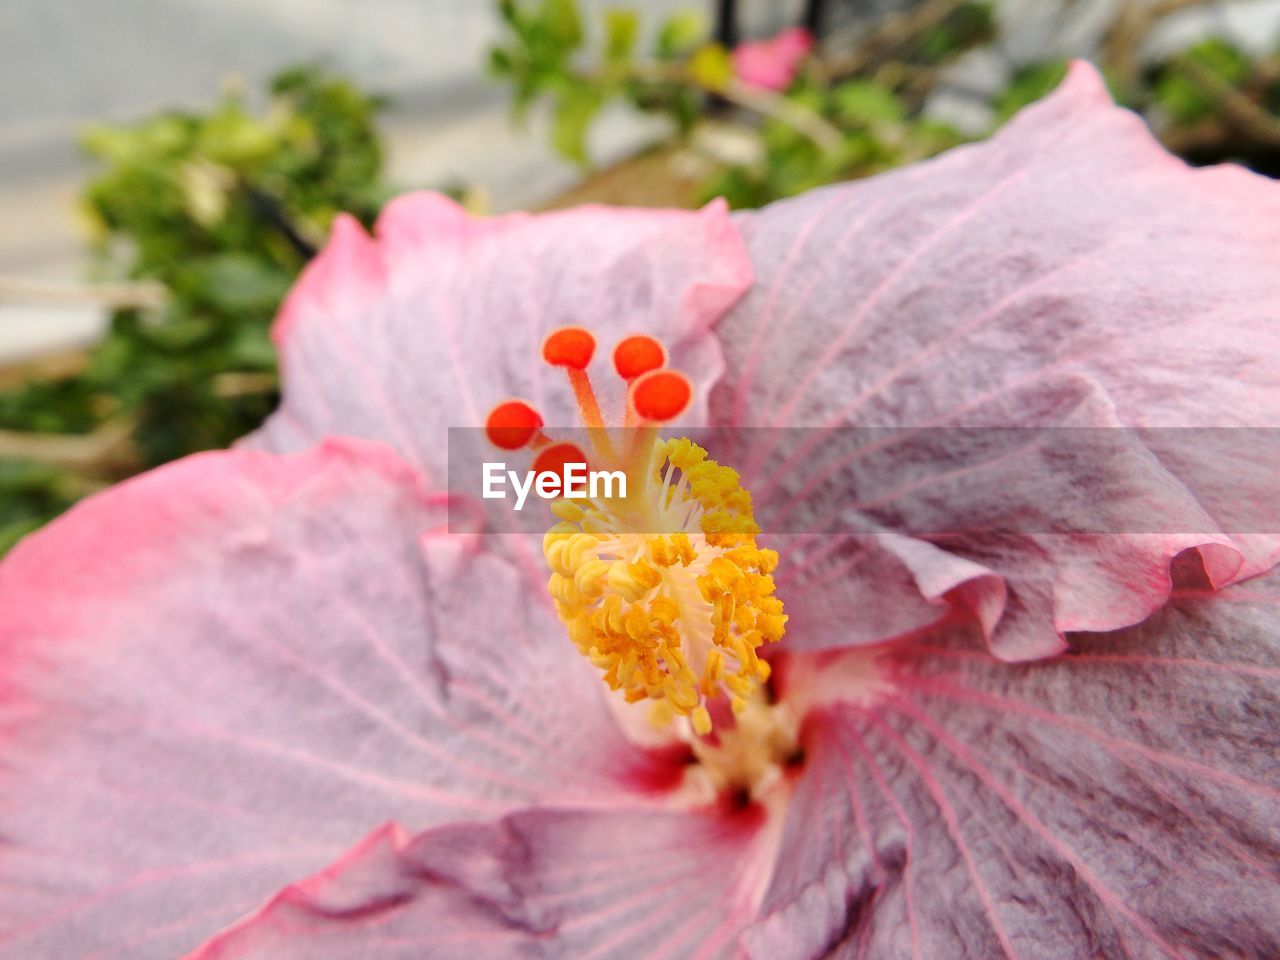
[491,0,1280,205]
[490,0,992,207]
[0,66,391,553]
[1146,36,1280,176]
[1155,38,1251,124]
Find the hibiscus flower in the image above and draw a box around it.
[2,62,1279,958]
[731,27,814,93]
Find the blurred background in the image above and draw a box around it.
[3,0,1280,553]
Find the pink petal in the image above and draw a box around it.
[715,60,1280,658]
[0,441,675,956]
[773,530,1004,652]
[190,805,768,958]
[751,562,1280,957]
[249,194,753,483]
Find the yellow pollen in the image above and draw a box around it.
[544,437,787,733]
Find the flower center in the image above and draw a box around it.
[485,328,788,742]
[545,435,787,736]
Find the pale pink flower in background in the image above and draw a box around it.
[1,62,1279,958]
[731,26,814,92]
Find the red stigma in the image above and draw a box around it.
[485,400,544,450]
[542,327,597,370]
[630,370,693,423]
[533,442,589,487]
[613,335,667,381]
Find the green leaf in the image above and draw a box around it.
[1156,38,1252,125]
[918,1,995,64]
[656,11,705,60]
[669,86,701,136]
[489,46,514,76]
[604,9,639,64]
[186,253,293,315]
[227,323,280,370]
[198,102,279,166]
[543,0,584,50]
[832,81,907,126]
[552,87,603,165]
[1186,36,1251,82]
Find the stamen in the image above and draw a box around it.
[568,369,607,432]
[543,326,613,460]
[691,705,713,736]
[625,369,691,458]
[485,399,544,450]
[486,326,788,747]
[613,335,667,381]
[630,370,693,424]
[543,436,786,736]
[532,442,590,487]
[542,327,596,371]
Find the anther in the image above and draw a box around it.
[630,370,693,424]
[613,335,667,381]
[542,327,597,370]
[532,442,590,490]
[691,705,713,737]
[485,399,544,450]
